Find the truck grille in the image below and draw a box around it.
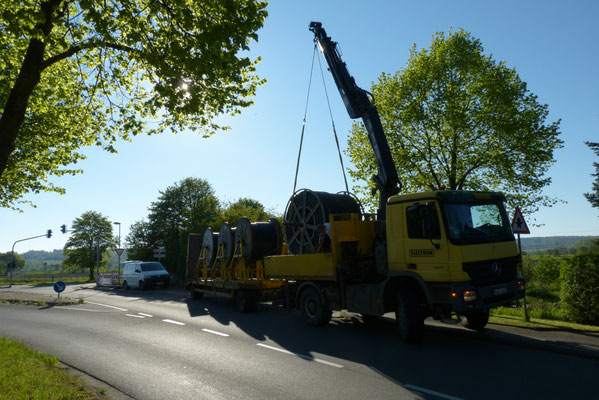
[462,256,519,285]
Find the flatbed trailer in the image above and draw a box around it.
[185,229,292,312]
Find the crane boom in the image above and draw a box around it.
[309,21,399,219]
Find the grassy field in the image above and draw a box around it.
[0,337,100,399]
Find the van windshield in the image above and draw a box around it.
[141,262,166,272]
[443,201,514,245]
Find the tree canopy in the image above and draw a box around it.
[0,0,268,208]
[63,210,114,279]
[346,29,562,216]
[125,178,275,277]
[584,141,599,212]
[221,197,275,226]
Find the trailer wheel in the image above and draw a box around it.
[236,290,257,313]
[460,310,489,331]
[300,287,331,326]
[395,289,424,343]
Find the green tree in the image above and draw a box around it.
[148,177,221,277]
[0,0,268,209]
[0,252,26,274]
[125,219,156,262]
[346,29,562,215]
[221,197,275,226]
[584,141,599,211]
[63,211,114,280]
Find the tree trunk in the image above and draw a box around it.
[0,0,61,179]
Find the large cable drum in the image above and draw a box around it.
[235,217,283,263]
[202,227,220,268]
[218,223,237,265]
[284,189,361,254]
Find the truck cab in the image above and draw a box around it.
[386,190,524,320]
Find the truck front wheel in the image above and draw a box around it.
[300,287,331,326]
[460,310,489,331]
[395,289,424,343]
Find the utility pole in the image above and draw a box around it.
[113,221,122,277]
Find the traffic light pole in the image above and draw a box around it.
[8,233,48,288]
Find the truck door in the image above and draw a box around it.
[403,201,450,282]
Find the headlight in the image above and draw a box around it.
[463,290,477,302]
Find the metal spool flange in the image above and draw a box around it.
[202,227,220,268]
[218,223,237,265]
[284,189,361,255]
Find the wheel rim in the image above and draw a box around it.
[305,296,318,318]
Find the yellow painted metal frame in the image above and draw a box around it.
[192,238,285,291]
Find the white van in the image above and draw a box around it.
[122,261,170,290]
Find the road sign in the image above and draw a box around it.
[511,207,530,234]
[153,247,166,259]
[114,248,124,256]
[53,281,66,293]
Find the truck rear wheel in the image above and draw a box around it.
[300,287,331,326]
[460,310,489,331]
[236,290,257,313]
[395,289,424,343]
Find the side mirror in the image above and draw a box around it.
[135,269,141,273]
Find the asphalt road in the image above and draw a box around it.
[1,284,596,400]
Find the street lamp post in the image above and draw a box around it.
[113,222,121,277]
[8,232,52,288]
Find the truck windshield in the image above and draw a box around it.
[141,262,166,272]
[443,201,513,245]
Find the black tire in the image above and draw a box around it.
[139,280,145,290]
[236,290,257,313]
[123,280,129,290]
[190,289,204,300]
[460,310,489,331]
[395,289,424,343]
[299,287,332,326]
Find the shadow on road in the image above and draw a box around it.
[86,285,597,400]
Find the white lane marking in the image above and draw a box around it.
[404,384,463,400]
[85,301,128,311]
[201,328,229,337]
[256,343,343,368]
[126,314,145,319]
[56,307,112,313]
[163,319,185,326]
[138,313,153,317]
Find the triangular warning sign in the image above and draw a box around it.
[511,207,530,234]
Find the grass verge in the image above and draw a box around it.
[490,308,599,332]
[0,337,100,399]
[0,277,93,286]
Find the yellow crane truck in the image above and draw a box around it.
[186,22,525,342]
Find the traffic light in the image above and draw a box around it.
[60,224,67,234]
[47,229,52,238]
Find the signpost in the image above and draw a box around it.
[511,207,531,321]
[53,281,66,300]
[153,246,166,261]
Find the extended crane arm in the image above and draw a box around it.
[309,22,399,219]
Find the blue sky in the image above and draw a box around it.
[1,0,598,253]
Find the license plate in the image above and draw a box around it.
[493,287,508,296]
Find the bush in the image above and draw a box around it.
[560,253,599,325]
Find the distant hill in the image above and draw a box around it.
[520,236,598,252]
[20,249,128,271]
